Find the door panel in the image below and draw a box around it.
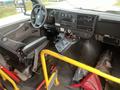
[0,18,40,42]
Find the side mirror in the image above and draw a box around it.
[15,0,32,16]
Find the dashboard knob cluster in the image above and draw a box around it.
[61,13,73,19]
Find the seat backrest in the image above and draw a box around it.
[22,36,47,55]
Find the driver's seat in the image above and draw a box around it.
[0,33,48,80]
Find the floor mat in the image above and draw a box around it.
[51,61,80,90]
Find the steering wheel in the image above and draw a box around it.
[31,4,47,28]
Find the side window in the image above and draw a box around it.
[0,0,17,19]
[15,0,32,15]
[0,0,32,19]
[25,0,32,12]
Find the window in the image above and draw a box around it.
[0,0,32,19]
[42,0,120,15]
[0,0,17,19]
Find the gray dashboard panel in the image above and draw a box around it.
[47,7,120,39]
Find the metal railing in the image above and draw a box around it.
[40,49,120,90]
[0,69,19,90]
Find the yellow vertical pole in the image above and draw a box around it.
[54,77,59,86]
[41,52,49,90]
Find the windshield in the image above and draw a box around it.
[41,0,120,14]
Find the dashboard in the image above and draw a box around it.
[47,8,120,46]
[48,9,98,39]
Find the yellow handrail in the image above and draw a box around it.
[0,69,19,90]
[40,49,120,90]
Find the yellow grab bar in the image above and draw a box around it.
[0,69,19,90]
[40,49,120,90]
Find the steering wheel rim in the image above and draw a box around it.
[31,4,47,28]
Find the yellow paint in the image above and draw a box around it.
[0,69,19,90]
[48,72,56,84]
[40,49,120,90]
[41,52,49,88]
[55,76,60,86]
[48,71,60,86]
